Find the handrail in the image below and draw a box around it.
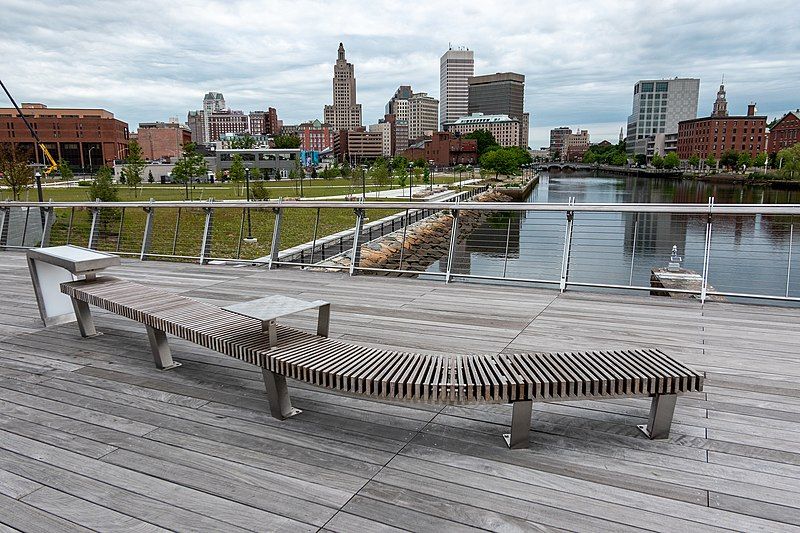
[4,199,800,215]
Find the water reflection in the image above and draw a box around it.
[427,173,799,300]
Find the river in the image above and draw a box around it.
[425,173,799,301]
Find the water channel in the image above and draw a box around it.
[426,172,800,301]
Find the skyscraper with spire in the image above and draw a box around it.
[323,43,362,130]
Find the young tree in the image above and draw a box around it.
[250,167,263,181]
[57,159,74,181]
[651,154,664,169]
[340,162,351,179]
[228,154,246,195]
[391,156,409,173]
[122,140,146,197]
[663,152,680,169]
[147,170,155,183]
[172,142,208,200]
[634,153,646,167]
[705,154,717,171]
[0,144,34,200]
[688,154,700,169]
[753,152,768,169]
[777,143,800,179]
[369,160,390,197]
[88,166,119,234]
[720,149,738,170]
[737,152,752,171]
[250,179,270,200]
[229,133,256,149]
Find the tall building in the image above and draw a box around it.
[0,103,129,171]
[468,72,528,147]
[368,122,393,157]
[202,92,225,143]
[207,109,248,142]
[386,85,412,120]
[439,47,474,128]
[323,43,362,130]
[443,113,520,148]
[549,127,572,158]
[248,107,280,135]
[408,92,439,141]
[135,121,192,160]
[187,111,203,143]
[333,128,382,163]
[626,78,699,156]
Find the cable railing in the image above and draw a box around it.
[2,194,798,304]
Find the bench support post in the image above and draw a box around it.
[71,298,100,338]
[145,325,182,370]
[503,400,532,449]
[638,393,677,439]
[262,369,302,420]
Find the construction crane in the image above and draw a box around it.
[1,78,59,204]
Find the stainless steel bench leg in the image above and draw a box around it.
[262,368,302,420]
[503,400,532,449]
[638,393,677,439]
[145,325,182,370]
[71,298,100,338]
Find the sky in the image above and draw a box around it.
[2,0,799,149]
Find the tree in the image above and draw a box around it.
[720,149,738,170]
[147,170,155,183]
[651,154,664,169]
[57,159,74,181]
[87,166,119,233]
[480,148,518,177]
[610,152,627,166]
[340,162,351,179]
[737,152,752,171]
[250,179,270,200]
[391,156,409,172]
[635,154,646,167]
[663,152,680,170]
[414,158,426,168]
[753,152,768,168]
[250,167,263,181]
[0,144,34,200]
[705,154,717,171]
[122,140,146,197]
[463,130,500,156]
[369,160,390,196]
[171,142,208,200]
[688,154,700,169]
[228,154,246,195]
[273,134,301,149]
[229,133,256,149]
[777,143,800,179]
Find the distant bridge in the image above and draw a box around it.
[533,163,592,172]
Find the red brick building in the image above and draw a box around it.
[677,104,767,160]
[299,119,332,152]
[768,111,800,154]
[400,132,478,166]
[333,128,383,163]
[134,121,191,161]
[249,107,281,135]
[0,103,129,170]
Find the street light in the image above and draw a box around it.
[408,163,414,200]
[243,167,256,243]
[88,146,97,174]
[361,164,367,201]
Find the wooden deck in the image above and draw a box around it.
[1,251,799,532]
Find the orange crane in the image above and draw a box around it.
[1,79,58,203]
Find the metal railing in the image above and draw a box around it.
[2,195,798,304]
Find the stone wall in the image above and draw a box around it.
[319,189,513,275]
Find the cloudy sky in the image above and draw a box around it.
[2,0,798,148]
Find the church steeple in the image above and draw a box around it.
[337,42,345,61]
[712,78,728,117]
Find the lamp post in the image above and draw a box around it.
[244,167,255,243]
[361,164,366,201]
[88,146,97,174]
[408,163,413,200]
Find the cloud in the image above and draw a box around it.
[1,0,798,148]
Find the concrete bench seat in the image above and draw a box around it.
[61,276,704,448]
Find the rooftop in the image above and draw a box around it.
[1,252,799,531]
[449,113,517,125]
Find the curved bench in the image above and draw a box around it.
[61,276,704,448]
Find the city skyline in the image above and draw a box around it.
[2,0,799,148]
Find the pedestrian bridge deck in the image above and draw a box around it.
[1,251,799,532]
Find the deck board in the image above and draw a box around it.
[1,250,799,531]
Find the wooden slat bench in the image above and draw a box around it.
[61,276,704,448]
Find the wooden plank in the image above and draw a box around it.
[0,493,93,533]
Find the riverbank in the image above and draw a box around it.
[685,172,800,189]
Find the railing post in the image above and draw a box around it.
[40,205,53,247]
[559,198,575,293]
[140,200,155,261]
[199,199,214,265]
[502,212,512,278]
[349,208,365,276]
[787,220,794,298]
[445,208,460,283]
[700,197,714,303]
[0,206,9,249]
[87,200,100,250]
[628,212,639,285]
[115,207,126,253]
[269,205,283,269]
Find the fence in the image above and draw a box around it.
[2,195,798,303]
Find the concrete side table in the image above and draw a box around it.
[26,245,121,327]
[223,294,331,347]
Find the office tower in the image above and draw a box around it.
[439,47,474,128]
[468,72,527,147]
[626,78,699,156]
[323,43,362,130]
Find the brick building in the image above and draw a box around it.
[0,103,129,171]
[549,127,572,158]
[677,104,767,160]
[562,130,590,162]
[400,132,478,167]
[249,107,281,135]
[207,109,248,142]
[135,121,191,161]
[768,111,800,154]
[443,113,520,147]
[333,128,383,163]
[298,119,333,152]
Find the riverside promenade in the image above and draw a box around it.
[1,251,799,531]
